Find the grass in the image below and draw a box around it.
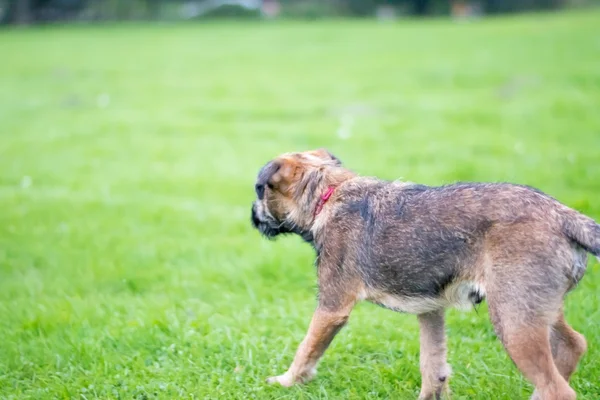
[1,10,600,399]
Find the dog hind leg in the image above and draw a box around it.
[550,312,587,381]
[487,290,575,400]
[529,311,587,399]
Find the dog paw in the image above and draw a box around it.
[266,372,295,387]
[418,383,451,400]
[266,369,316,387]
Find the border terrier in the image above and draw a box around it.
[250,149,599,400]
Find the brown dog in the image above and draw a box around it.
[250,149,599,400]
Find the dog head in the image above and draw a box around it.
[251,149,346,240]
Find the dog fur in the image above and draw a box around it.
[250,149,599,400]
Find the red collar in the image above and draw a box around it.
[314,186,336,217]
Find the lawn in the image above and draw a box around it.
[1,10,599,399]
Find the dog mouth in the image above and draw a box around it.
[251,202,315,243]
[251,202,289,239]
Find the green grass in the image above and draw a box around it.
[1,10,600,399]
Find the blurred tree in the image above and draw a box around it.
[413,0,430,15]
[0,0,12,23]
[483,0,565,13]
[15,0,32,23]
[0,0,580,24]
[115,0,131,19]
[344,0,377,16]
[146,0,161,19]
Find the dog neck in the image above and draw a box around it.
[314,186,336,217]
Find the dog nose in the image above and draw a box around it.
[251,203,261,228]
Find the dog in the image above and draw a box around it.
[250,149,599,400]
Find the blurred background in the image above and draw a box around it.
[1,1,600,399]
[1,0,598,24]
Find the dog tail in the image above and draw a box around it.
[562,210,600,262]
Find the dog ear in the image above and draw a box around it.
[269,158,300,193]
[311,148,342,166]
[256,158,299,196]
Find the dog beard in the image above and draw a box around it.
[251,202,314,243]
[251,202,288,239]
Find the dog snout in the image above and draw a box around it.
[251,202,261,229]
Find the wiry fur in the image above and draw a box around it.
[250,149,600,400]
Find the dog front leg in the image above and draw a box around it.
[418,309,451,400]
[267,305,352,387]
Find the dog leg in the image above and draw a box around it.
[531,312,587,400]
[266,305,352,387]
[550,312,587,381]
[417,309,451,400]
[487,299,575,400]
